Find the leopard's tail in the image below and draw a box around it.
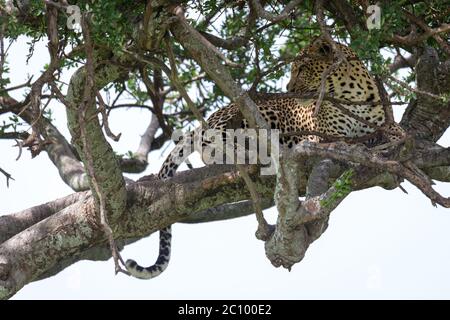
[125,131,195,279]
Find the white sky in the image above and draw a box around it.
[1,35,450,300]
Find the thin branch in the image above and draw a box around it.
[200,32,249,50]
[161,74,206,96]
[314,2,347,116]
[386,74,445,101]
[96,92,121,142]
[375,76,395,125]
[249,54,296,94]
[106,103,154,113]
[250,0,301,23]
[170,6,270,130]
[165,33,271,242]
[388,11,450,51]
[119,113,160,174]
[0,76,33,93]
[238,164,273,241]
[27,3,61,149]
[256,92,406,106]
[0,166,14,187]
[290,141,450,208]
[0,131,29,140]
[164,36,208,127]
[402,9,450,56]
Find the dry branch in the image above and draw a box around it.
[0,167,13,187]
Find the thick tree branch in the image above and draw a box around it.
[400,47,450,141]
[0,164,276,299]
[169,6,269,130]
[1,136,450,298]
[1,0,450,300]
[0,191,89,244]
[65,63,128,223]
[200,32,250,50]
[389,53,418,74]
[182,199,274,224]
[303,159,344,242]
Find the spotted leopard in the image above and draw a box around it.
[125,37,404,279]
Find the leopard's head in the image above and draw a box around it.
[287,37,379,102]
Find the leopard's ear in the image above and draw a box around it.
[308,37,334,57]
[318,42,332,56]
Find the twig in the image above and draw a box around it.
[49,81,70,107]
[0,131,28,140]
[164,36,208,128]
[0,167,14,187]
[251,0,301,23]
[388,11,450,50]
[14,139,23,161]
[280,129,381,144]
[249,55,296,94]
[402,9,450,56]
[164,35,272,240]
[238,164,273,241]
[314,1,347,116]
[0,76,33,93]
[79,14,128,276]
[132,113,159,164]
[256,92,406,106]
[106,103,155,113]
[386,75,444,101]
[291,141,450,208]
[96,92,121,142]
[375,76,395,125]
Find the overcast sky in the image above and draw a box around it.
[1,35,450,300]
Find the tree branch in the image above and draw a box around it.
[65,64,128,223]
[1,135,450,298]
[169,6,269,130]
[400,47,450,141]
[0,191,89,244]
[0,166,14,187]
[250,0,301,23]
[0,93,90,191]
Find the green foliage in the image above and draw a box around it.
[0,115,26,136]
[1,0,448,139]
[126,74,147,104]
[87,0,145,53]
[2,0,47,40]
[0,62,11,95]
[320,169,354,209]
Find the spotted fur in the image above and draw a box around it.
[125,37,405,279]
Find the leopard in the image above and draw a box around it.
[125,37,405,279]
